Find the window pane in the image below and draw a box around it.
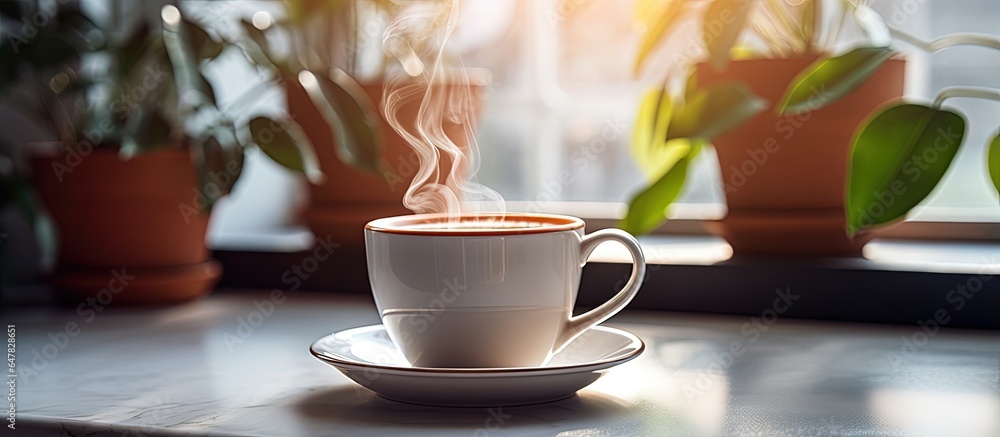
[921,0,1000,212]
[174,0,1000,236]
[466,0,1000,222]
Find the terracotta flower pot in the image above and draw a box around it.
[30,146,221,303]
[696,56,906,256]
[288,78,481,249]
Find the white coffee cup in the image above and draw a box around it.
[365,212,646,368]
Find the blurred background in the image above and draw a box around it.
[2,0,1000,295]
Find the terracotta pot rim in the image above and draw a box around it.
[696,54,906,67]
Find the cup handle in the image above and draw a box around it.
[555,228,646,351]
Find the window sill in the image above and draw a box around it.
[507,201,1000,241]
[211,227,1000,329]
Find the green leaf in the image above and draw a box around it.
[189,135,244,211]
[703,0,754,70]
[667,81,765,140]
[684,70,698,99]
[988,131,1000,197]
[0,13,87,89]
[119,22,151,76]
[620,141,703,235]
[239,19,281,71]
[56,6,104,48]
[846,103,966,235]
[249,116,323,183]
[121,108,172,157]
[634,0,689,75]
[183,19,223,60]
[193,137,220,211]
[779,47,895,115]
[298,69,383,174]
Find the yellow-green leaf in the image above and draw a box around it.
[634,0,664,24]
[633,88,671,178]
[703,0,755,70]
[667,81,765,140]
[620,141,702,235]
[779,47,895,115]
[634,0,689,75]
[988,131,1000,196]
[846,103,966,235]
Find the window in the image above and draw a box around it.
[166,0,1000,243]
[916,0,1000,220]
[467,0,1000,225]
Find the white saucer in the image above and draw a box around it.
[309,324,644,407]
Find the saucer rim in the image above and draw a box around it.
[309,324,644,377]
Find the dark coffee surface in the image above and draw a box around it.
[402,219,550,230]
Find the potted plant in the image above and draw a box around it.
[621,0,907,256]
[0,2,326,302]
[242,0,485,249]
[845,33,1000,236]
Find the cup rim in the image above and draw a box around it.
[365,212,585,236]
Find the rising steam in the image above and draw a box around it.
[381,0,504,220]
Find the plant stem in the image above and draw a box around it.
[933,87,1000,109]
[851,4,891,46]
[350,0,358,76]
[801,0,816,49]
[222,73,283,114]
[765,0,805,52]
[755,5,795,54]
[750,20,791,56]
[112,0,122,35]
[889,28,1000,53]
[822,0,847,49]
[283,20,301,70]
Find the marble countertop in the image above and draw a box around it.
[5,291,999,436]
